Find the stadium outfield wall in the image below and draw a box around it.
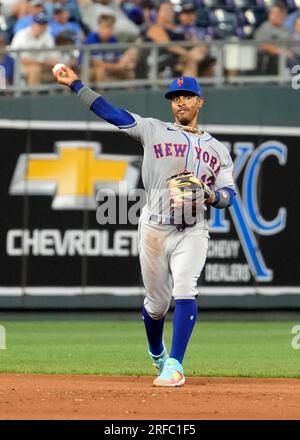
[0,84,299,310]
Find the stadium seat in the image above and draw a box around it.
[237,8,268,26]
[206,22,237,38]
[196,7,211,27]
[236,24,255,38]
[285,0,300,11]
[209,8,239,27]
[254,0,277,9]
[122,2,144,25]
[224,0,257,10]
[201,0,226,8]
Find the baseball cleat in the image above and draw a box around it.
[153,357,185,387]
[149,342,168,375]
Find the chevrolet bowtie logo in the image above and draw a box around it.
[9,141,141,209]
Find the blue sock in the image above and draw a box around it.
[170,299,198,364]
[142,307,165,356]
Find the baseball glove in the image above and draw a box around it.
[166,171,215,209]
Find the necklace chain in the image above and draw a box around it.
[173,123,203,135]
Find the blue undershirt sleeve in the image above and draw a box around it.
[90,96,136,128]
[69,80,136,128]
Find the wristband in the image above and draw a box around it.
[70,79,84,93]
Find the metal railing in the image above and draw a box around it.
[0,39,297,94]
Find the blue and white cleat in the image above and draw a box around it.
[153,357,185,387]
[149,342,168,375]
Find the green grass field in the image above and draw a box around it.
[0,320,299,378]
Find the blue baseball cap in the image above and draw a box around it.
[165,76,203,100]
[33,12,49,25]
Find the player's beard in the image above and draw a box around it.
[176,112,191,125]
[177,116,190,125]
[175,108,196,126]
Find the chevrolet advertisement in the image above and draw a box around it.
[0,122,298,308]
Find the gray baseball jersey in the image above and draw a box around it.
[122,113,235,225]
[121,113,235,318]
[74,83,235,318]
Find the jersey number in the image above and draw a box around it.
[201,174,214,188]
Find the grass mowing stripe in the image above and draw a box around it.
[0,321,299,377]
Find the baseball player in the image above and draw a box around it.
[53,65,236,387]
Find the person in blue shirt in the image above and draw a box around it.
[13,0,44,35]
[84,14,137,82]
[177,1,206,42]
[286,15,300,69]
[285,8,300,34]
[0,32,14,86]
[48,4,83,42]
[44,0,81,22]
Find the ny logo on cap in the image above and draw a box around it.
[177,78,184,86]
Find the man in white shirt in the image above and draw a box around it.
[10,12,59,85]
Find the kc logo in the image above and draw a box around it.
[209,141,288,282]
[9,141,140,209]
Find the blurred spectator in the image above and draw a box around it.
[54,29,79,69]
[255,3,292,74]
[285,7,300,34]
[13,0,44,34]
[121,0,144,26]
[10,12,59,85]
[135,0,157,36]
[48,3,83,41]
[0,0,15,42]
[140,0,156,27]
[286,15,300,69]
[0,2,8,32]
[1,0,22,18]
[177,2,215,76]
[255,3,290,41]
[84,14,137,81]
[177,1,206,41]
[145,1,208,77]
[292,14,300,43]
[0,31,14,84]
[78,0,140,41]
[44,0,81,22]
[3,0,32,21]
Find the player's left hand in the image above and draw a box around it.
[167,171,215,206]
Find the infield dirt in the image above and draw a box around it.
[0,374,299,419]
